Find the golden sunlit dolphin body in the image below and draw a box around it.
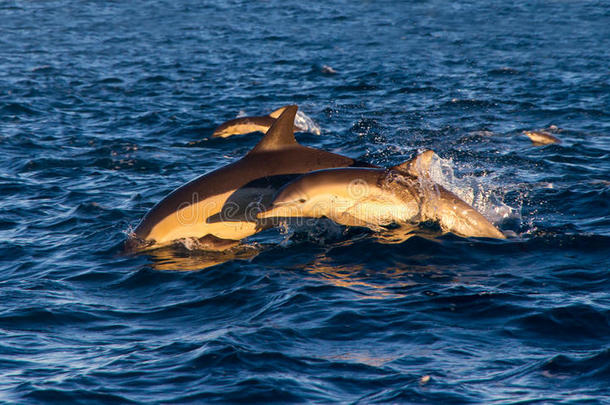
[128,106,373,251]
[523,129,561,145]
[258,151,505,240]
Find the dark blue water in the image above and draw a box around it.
[2,1,609,403]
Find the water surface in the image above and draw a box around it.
[1,0,609,403]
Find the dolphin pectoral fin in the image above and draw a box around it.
[392,150,436,177]
[205,213,223,224]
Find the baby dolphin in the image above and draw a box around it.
[212,106,315,138]
[523,130,560,145]
[257,151,505,239]
[128,105,373,251]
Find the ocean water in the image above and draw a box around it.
[1,0,609,403]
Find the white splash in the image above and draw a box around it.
[294,110,322,135]
[425,152,520,226]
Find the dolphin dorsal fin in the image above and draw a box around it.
[392,150,435,177]
[268,106,290,119]
[250,105,298,153]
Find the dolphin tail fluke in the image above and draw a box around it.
[249,105,299,153]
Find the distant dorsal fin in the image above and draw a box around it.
[392,150,435,177]
[268,106,290,119]
[250,105,299,154]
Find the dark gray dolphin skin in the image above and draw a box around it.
[128,105,374,251]
[258,151,505,239]
[212,106,307,138]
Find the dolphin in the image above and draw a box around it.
[257,151,505,239]
[523,130,560,145]
[128,105,374,251]
[212,106,313,138]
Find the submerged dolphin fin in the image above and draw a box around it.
[268,106,290,119]
[249,105,299,153]
[391,150,435,177]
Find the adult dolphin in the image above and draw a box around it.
[128,105,373,251]
[257,151,505,239]
[212,106,314,138]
